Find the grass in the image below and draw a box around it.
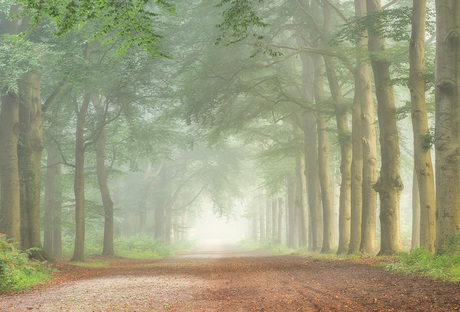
[382,247,460,282]
[0,234,52,293]
[72,261,110,267]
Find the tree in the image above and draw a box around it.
[409,0,435,253]
[435,0,460,253]
[366,0,403,255]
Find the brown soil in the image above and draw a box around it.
[0,242,459,311]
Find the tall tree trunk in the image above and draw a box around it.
[53,161,63,259]
[265,197,271,242]
[0,5,20,244]
[18,72,48,260]
[354,0,378,255]
[287,174,298,248]
[322,56,351,254]
[71,93,90,262]
[411,169,421,249]
[435,0,460,253]
[92,94,115,256]
[300,52,323,251]
[367,0,403,256]
[277,197,283,243]
[44,145,58,256]
[409,0,436,253]
[259,190,265,243]
[272,199,278,240]
[0,91,20,243]
[312,54,335,253]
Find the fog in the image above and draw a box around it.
[190,204,247,244]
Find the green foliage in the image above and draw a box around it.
[0,35,45,92]
[383,239,460,282]
[420,128,435,150]
[0,235,51,292]
[331,6,436,46]
[18,0,175,57]
[114,234,175,259]
[215,0,268,46]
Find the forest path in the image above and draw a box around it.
[0,240,459,311]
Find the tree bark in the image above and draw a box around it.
[272,199,278,240]
[259,190,266,243]
[367,0,403,256]
[435,0,460,253]
[409,0,436,253]
[44,145,58,256]
[411,169,421,249]
[71,92,90,262]
[18,72,48,260]
[0,5,21,244]
[358,0,378,255]
[287,174,298,248]
[311,54,335,253]
[92,94,115,256]
[0,91,20,243]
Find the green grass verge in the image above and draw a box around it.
[0,235,51,293]
[382,247,460,282]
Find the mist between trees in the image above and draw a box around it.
[0,0,458,262]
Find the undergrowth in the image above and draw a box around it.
[114,234,194,259]
[382,240,460,282]
[0,234,51,293]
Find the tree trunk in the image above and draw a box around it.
[299,51,323,251]
[71,93,90,262]
[259,190,265,243]
[277,197,283,244]
[44,145,58,256]
[322,57,351,254]
[53,161,63,259]
[358,0,378,255]
[18,72,48,260]
[411,169,421,249]
[0,5,21,244]
[0,91,20,243]
[287,174,298,248]
[435,0,460,253]
[367,0,403,256]
[272,199,278,240]
[92,94,115,256]
[409,0,436,253]
[312,54,335,253]
[265,197,271,242]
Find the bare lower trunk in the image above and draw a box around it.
[44,145,58,256]
[71,93,90,262]
[367,0,403,256]
[312,54,335,253]
[435,0,460,253]
[259,190,266,243]
[411,170,421,249]
[18,72,48,260]
[0,91,20,243]
[287,174,298,248]
[409,0,436,253]
[272,199,278,240]
[357,0,378,253]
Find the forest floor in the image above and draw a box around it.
[0,240,459,311]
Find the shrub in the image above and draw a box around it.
[0,234,51,292]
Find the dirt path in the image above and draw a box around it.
[1,240,459,311]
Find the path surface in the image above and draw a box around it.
[0,240,459,311]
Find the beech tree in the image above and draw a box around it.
[435,0,460,253]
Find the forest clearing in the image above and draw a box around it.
[1,241,459,311]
